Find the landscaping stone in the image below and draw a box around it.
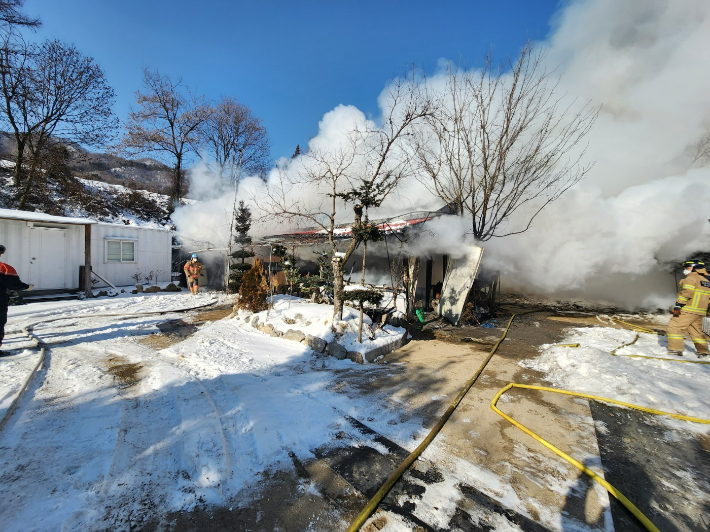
[135,284,143,292]
[303,335,327,353]
[282,329,305,343]
[144,285,161,293]
[326,342,347,360]
[260,324,278,337]
[164,283,181,292]
[251,315,260,328]
[347,351,364,364]
[362,334,408,362]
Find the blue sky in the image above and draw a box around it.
[24,0,559,162]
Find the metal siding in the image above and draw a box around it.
[92,224,171,287]
[0,220,84,289]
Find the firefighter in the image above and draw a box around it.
[183,253,203,295]
[0,245,34,348]
[667,259,710,357]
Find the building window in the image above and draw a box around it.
[106,240,135,262]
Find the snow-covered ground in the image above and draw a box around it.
[525,325,710,430]
[1,294,708,531]
[0,291,424,531]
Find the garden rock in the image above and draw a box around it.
[144,285,161,293]
[347,351,364,364]
[303,335,327,353]
[135,284,144,293]
[326,342,347,360]
[164,283,181,292]
[259,324,279,337]
[282,329,305,343]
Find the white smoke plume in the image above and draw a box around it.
[174,0,710,308]
[481,0,710,307]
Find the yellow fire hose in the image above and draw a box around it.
[346,311,709,531]
[345,312,527,532]
[607,317,710,365]
[491,383,710,532]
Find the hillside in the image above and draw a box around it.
[0,133,175,196]
[0,160,175,228]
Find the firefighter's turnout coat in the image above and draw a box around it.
[184,260,202,284]
[0,261,30,344]
[667,271,710,354]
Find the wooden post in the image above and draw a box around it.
[425,258,433,311]
[84,223,92,297]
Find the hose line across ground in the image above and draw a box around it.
[490,383,710,532]
[345,311,539,532]
[607,317,710,365]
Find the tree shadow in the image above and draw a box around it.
[589,401,710,532]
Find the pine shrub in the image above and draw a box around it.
[238,258,269,312]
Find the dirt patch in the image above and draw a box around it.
[137,305,234,350]
[106,355,143,388]
[187,305,233,325]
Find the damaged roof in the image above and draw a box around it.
[263,205,456,244]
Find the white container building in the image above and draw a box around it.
[0,209,171,292]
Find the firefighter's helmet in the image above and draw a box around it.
[683,259,706,271]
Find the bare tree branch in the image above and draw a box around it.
[118,69,211,203]
[414,43,598,241]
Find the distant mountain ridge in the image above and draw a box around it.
[0,133,174,195]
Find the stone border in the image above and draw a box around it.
[234,312,406,364]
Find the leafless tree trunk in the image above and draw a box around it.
[118,69,211,203]
[405,255,420,321]
[414,43,598,241]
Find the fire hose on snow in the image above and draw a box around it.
[347,311,710,532]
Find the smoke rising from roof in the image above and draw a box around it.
[173,0,710,308]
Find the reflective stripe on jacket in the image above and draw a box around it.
[184,261,202,279]
[677,271,710,315]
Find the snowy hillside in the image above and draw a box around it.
[0,160,179,228]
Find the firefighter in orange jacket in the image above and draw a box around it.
[0,245,34,348]
[184,253,203,295]
[667,259,710,357]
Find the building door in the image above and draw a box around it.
[29,227,67,289]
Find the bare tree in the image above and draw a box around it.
[415,43,598,241]
[266,76,434,321]
[0,1,40,29]
[689,133,710,168]
[198,96,270,182]
[119,69,211,203]
[333,76,435,319]
[263,145,357,318]
[0,36,116,208]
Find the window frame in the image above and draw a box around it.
[104,237,138,263]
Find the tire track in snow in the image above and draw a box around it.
[76,340,233,512]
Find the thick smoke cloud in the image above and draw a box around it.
[173,0,710,308]
[482,0,710,307]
